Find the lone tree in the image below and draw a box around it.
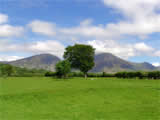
[64,44,95,78]
[55,60,71,78]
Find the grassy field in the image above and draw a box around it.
[0,77,160,120]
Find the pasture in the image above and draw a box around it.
[0,77,159,120]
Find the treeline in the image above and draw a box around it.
[114,71,160,79]
[0,63,47,77]
[1,63,160,80]
[45,71,114,78]
[45,71,160,80]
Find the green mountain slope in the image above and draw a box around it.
[0,63,48,77]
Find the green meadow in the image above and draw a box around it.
[0,77,160,120]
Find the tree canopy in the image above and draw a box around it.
[64,44,95,78]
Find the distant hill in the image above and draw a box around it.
[0,63,48,77]
[132,62,156,71]
[8,54,60,71]
[156,66,160,70]
[91,53,156,73]
[2,53,158,72]
[0,61,8,64]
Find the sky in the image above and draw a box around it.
[1,0,160,66]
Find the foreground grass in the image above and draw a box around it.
[0,77,160,120]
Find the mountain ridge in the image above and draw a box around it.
[1,53,158,72]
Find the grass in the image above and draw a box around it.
[0,77,160,120]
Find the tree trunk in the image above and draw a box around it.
[84,73,87,79]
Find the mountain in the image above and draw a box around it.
[91,53,156,73]
[4,53,157,73]
[8,54,60,71]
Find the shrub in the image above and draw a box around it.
[115,71,145,79]
[68,72,84,77]
[0,64,14,77]
[147,71,160,79]
[55,60,71,78]
[45,72,56,77]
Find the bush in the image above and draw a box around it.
[55,60,71,78]
[102,72,115,77]
[0,64,14,77]
[68,72,115,78]
[87,72,115,77]
[45,72,56,77]
[147,71,160,79]
[68,72,84,77]
[87,73,101,77]
[115,71,145,79]
[135,72,144,79]
[115,72,126,78]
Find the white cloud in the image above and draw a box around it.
[0,24,24,37]
[153,50,160,57]
[152,62,160,67]
[60,19,113,39]
[0,13,24,37]
[88,40,135,59]
[134,43,154,52]
[0,40,65,58]
[27,40,65,57]
[57,0,160,39]
[80,19,93,26]
[88,40,155,59]
[59,17,160,40]
[102,0,160,37]
[28,20,56,36]
[0,55,23,61]
[0,14,8,24]
[103,0,160,18]
[75,0,160,59]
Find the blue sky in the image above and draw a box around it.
[0,0,160,66]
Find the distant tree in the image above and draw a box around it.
[55,60,71,78]
[64,44,95,78]
[1,64,14,77]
